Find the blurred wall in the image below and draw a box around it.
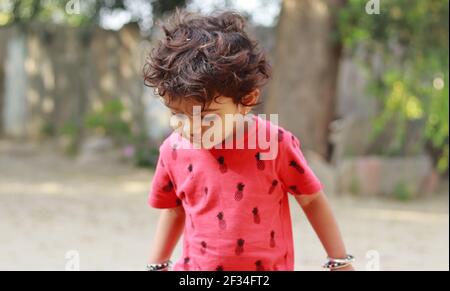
[0,23,146,139]
[0,22,379,157]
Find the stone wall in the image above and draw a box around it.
[0,23,147,139]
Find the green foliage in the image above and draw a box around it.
[40,99,157,167]
[131,134,160,168]
[84,99,160,168]
[85,99,132,144]
[0,0,95,27]
[41,122,56,137]
[59,120,81,156]
[0,0,187,28]
[338,0,449,173]
[393,182,413,201]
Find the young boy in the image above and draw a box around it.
[143,10,353,271]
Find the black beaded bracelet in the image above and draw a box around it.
[146,260,172,271]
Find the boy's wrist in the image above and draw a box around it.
[331,264,354,271]
[322,254,355,271]
[146,259,172,271]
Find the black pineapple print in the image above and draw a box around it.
[200,241,207,255]
[252,207,261,224]
[215,265,224,271]
[255,260,265,271]
[255,152,265,170]
[217,211,227,230]
[234,182,245,201]
[187,163,193,173]
[291,135,297,148]
[268,179,278,194]
[270,230,276,248]
[183,257,190,270]
[289,160,305,174]
[162,181,173,192]
[217,156,228,173]
[235,238,245,256]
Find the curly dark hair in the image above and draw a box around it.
[143,10,271,110]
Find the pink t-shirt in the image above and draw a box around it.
[148,115,323,271]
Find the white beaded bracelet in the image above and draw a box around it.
[146,259,172,271]
[322,254,355,270]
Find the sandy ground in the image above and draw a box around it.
[0,140,448,271]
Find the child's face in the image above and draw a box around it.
[167,96,246,146]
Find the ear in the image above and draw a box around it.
[242,89,260,106]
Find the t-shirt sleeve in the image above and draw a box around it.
[276,130,324,195]
[147,148,180,209]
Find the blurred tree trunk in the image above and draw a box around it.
[265,0,345,160]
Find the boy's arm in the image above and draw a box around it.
[295,190,354,271]
[148,205,185,266]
